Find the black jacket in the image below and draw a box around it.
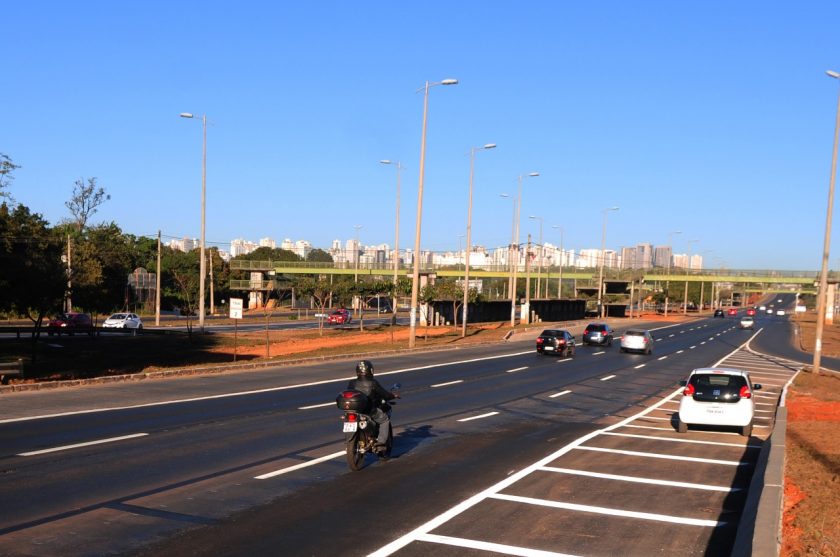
[348,377,395,411]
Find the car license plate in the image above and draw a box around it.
[343,422,358,433]
[544,346,554,351]
[705,407,724,414]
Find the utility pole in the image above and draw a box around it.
[209,250,214,317]
[155,230,161,326]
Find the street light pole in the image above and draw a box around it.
[814,70,840,374]
[408,78,458,349]
[180,112,207,332]
[664,230,681,317]
[353,224,363,283]
[510,172,539,327]
[552,225,564,299]
[598,207,619,318]
[461,143,496,338]
[380,159,403,316]
[529,215,543,299]
[500,193,516,311]
[684,239,699,314]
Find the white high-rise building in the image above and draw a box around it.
[259,237,276,248]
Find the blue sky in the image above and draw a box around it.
[3,1,839,270]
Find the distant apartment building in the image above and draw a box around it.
[654,246,672,268]
[293,240,311,259]
[168,237,198,253]
[259,237,276,249]
[230,238,258,257]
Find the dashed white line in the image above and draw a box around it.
[690,345,696,349]
[600,375,616,381]
[676,350,684,354]
[431,380,464,388]
[298,402,335,410]
[634,364,646,369]
[550,390,572,398]
[255,450,344,479]
[18,433,149,456]
[458,412,500,422]
[657,356,668,361]
[592,351,606,356]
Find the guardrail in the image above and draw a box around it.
[0,358,24,384]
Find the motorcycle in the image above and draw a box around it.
[335,383,400,471]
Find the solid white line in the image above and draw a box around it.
[601,431,761,449]
[0,350,535,424]
[574,445,746,466]
[18,433,149,456]
[550,390,572,398]
[298,402,334,410]
[255,450,344,479]
[506,366,529,373]
[490,493,725,527]
[415,534,580,557]
[431,380,464,388]
[540,466,741,492]
[458,411,499,422]
[600,375,616,381]
[634,364,646,369]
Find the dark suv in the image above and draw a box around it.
[582,323,614,346]
[536,329,576,357]
[47,312,94,336]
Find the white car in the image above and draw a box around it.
[102,313,143,329]
[619,329,654,354]
[677,368,761,436]
[739,316,754,329]
[776,310,786,316]
[759,305,766,311]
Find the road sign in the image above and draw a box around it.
[230,298,243,319]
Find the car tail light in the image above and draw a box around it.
[619,336,624,341]
[558,339,566,345]
[683,383,695,396]
[536,338,544,344]
[739,385,752,399]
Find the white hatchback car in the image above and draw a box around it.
[739,316,754,329]
[677,368,761,436]
[102,313,143,330]
[619,329,654,354]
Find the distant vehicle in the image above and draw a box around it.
[746,308,756,316]
[759,305,766,311]
[767,308,774,314]
[619,329,654,355]
[47,312,94,336]
[739,316,754,330]
[713,309,725,318]
[727,308,738,316]
[582,323,614,346]
[328,309,352,325]
[778,299,783,303]
[102,313,143,330]
[776,310,786,316]
[677,367,761,436]
[536,329,576,357]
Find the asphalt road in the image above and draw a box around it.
[0,302,804,557]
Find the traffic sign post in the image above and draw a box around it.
[230,298,243,361]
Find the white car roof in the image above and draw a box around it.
[689,367,749,378]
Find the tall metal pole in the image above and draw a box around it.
[813,70,840,374]
[664,230,680,317]
[408,78,458,349]
[553,225,564,299]
[462,144,495,337]
[199,114,206,332]
[529,215,543,300]
[511,173,539,327]
[380,160,403,317]
[354,225,363,283]
[598,207,618,318]
[155,230,161,326]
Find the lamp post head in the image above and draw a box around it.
[500,193,511,199]
[441,78,459,86]
[179,113,194,119]
[380,159,392,165]
[529,172,540,177]
[483,143,497,150]
[827,70,840,79]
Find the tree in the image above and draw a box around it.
[0,154,20,202]
[66,177,110,233]
[294,276,335,335]
[306,248,333,263]
[70,223,137,317]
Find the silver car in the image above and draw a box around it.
[619,329,654,355]
[102,313,143,329]
[739,316,754,329]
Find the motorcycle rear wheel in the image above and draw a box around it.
[346,434,365,471]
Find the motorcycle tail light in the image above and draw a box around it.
[345,413,357,422]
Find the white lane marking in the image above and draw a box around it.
[676,350,684,354]
[622,424,674,431]
[540,466,741,493]
[592,351,606,356]
[600,375,616,381]
[557,359,573,364]
[506,366,529,373]
[701,341,707,345]
[458,412,499,422]
[490,493,725,527]
[255,450,344,479]
[602,432,762,449]
[0,350,534,424]
[18,433,149,456]
[298,402,334,410]
[431,380,464,388]
[690,345,696,349]
[416,534,579,557]
[668,334,675,338]
[634,364,646,369]
[575,445,747,466]
[655,338,664,342]
[657,356,668,361]
[680,331,686,334]
[550,390,572,398]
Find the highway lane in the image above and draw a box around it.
[0,314,789,556]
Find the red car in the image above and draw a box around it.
[727,308,738,316]
[746,308,756,316]
[47,312,94,336]
[327,309,352,325]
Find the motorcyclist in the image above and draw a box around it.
[347,360,396,451]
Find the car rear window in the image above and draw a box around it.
[540,330,561,337]
[689,373,748,402]
[625,330,644,337]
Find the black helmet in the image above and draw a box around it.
[355,360,374,378]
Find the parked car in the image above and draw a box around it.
[739,316,754,330]
[727,308,738,316]
[582,323,614,346]
[619,329,654,354]
[102,313,143,330]
[327,309,352,324]
[47,312,94,336]
[713,309,725,318]
[536,329,576,357]
[677,367,761,436]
